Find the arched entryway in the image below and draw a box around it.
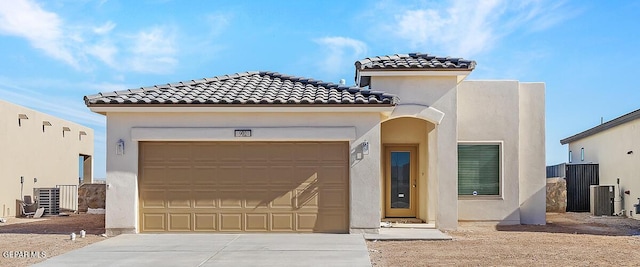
[380,117,436,224]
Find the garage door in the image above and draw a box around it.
[139,141,349,233]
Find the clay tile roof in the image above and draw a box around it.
[84,71,398,106]
[355,52,476,71]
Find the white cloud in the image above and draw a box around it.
[385,0,575,57]
[0,0,181,74]
[93,21,116,35]
[86,41,118,67]
[127,27,178,74]
[205,13,231,36]
[0,0,79,67]
[314,37,368,77]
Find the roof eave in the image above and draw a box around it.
[87,104,397,115]
[560,109,640,145]
[356,69,473,87]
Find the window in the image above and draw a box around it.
[569,150,573,163]
[581,148,585,161]
[458,144,500,196]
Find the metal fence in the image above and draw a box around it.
[566,164,599,212]
[56,185,78,212]
[546,163,566,178]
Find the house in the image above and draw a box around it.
[0,99,94,217]
[84,53,546,235]
[561,109,640,219]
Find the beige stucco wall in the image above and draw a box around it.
[518,83,546,224]
[457,81,546,224]
[0,99,94,217]
[370,75,459,230]
[104,111,383,235]
[568,119,640,219]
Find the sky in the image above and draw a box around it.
[1,0,639,179]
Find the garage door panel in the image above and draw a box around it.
[243,143,271,161]
[165,143,191,162]
[245,190,269,208]
[319,189,347,208]
[216,144,242,162]
[296,213,317,232]
[194,213,217,231]
[294,143,320,161]
[244,167,269,185]
[245,213,269,231]
[141,167,168,185]
[320,143,348,161]
[271,213,294,231]
[220,213,243,231]
[293,167,319,185]
[165,167,191,185]
[194,190,218,208]
[141,190,166,208]
[271,191,294,208]
[219,190,243,208]
[168,213,192,231]
[316,211,348,232]
[218,167,243,184]
[192,168,217,184]
[268,144,294,162]
[142,213,166,232]
[191,144,219,163]
[268,167,294,185]
[318,166,348,185]
[139,141,348,233]
[295,188,319,208]
[167,190,192,208]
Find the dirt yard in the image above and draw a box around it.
[368,213,640,266]
[0,214,105,267]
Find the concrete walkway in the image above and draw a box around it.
[33,234,372,267]
[364,228,453,241]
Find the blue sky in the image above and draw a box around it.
[1,0,639,179]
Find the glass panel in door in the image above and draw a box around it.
[390,152,411,208]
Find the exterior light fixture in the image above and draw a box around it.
[362,140,370,155]
[42,121,52,132]
[62,127,71,137]
[116,139,125,155]
[18,114,28,126]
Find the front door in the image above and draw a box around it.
[385,146,417,218]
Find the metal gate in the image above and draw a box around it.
[566,164,599,212]
[56,185,78,212]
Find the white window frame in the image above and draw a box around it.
[457,141,504,200]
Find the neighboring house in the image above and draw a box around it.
[0,99,94,217]
[85,53,546,235]
[561,109,640,219]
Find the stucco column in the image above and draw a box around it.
[434,88,458,230]
[105,114,139,235]
[349,124,382,233]
[518,83,546,225]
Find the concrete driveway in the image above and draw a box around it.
[33,234,371,267]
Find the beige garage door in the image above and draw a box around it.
[139,141,349,233]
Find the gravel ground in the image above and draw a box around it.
[0,214,106,267]
[368,213,640,266]
[2,212,639,266]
